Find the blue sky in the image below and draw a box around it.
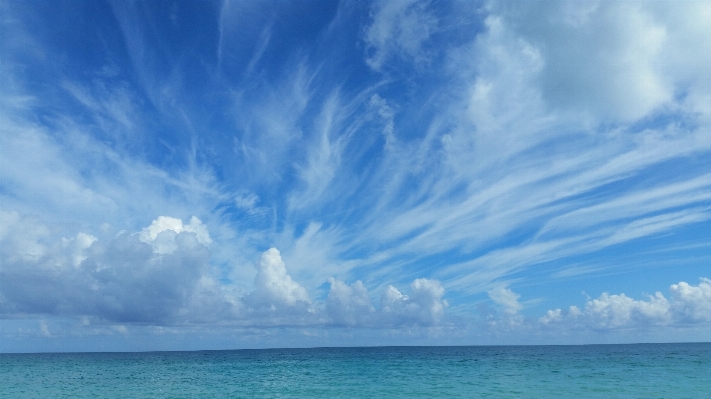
[1,0,710,352]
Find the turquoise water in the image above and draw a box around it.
[1,343,710,398]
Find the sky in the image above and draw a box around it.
[1,0,710,353]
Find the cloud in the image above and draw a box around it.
[66,233,98,268]
[325,277,448,327]
[326,279,375,327]
[670,278,711,323]
[485,1,711,124]
[540,278,711,329]
[1,213,449,329]
[39,320,51,338]
[242,248,312,317]
[139,215,212,254]
[289,92,350,211]
[81,229,211,323]
[488,286,523,316]
[234,191,269,217]
[0,210,50,263]
[364,0,438,70]
[60,79,143,143]
[340,2,710,294]
[369,2,711,292]
[380,278,447,326]
[481,2,651,122]
[0,214,215,323]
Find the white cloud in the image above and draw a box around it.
[488,286,523,316]
[380,278,447,326]
[364,0,437,70]
[231,62,313,186]
[540,278,711,329]
[485,1,711,124]
[670,278,711,323]
[324,277,449,328]
[139,215,212,254]
[242,248,311,313]
[0,210,50,263]
[0,215,217,323]
[488,1,669,123]
[345,2,711,290]
[583,292,671,328]
[1,214,449,329]
[64,233,98,268]
[61,79,141,139]
[326,278,375,327]
[289,92,347,211]
[234,191,268,217]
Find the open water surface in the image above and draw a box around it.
[1,343,710,398]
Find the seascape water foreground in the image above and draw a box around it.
[1,343,709,398]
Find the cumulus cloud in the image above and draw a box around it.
[0,214,215,323]
[242,248,312,317]
[380,278,447,326]
[325,278,448,327]
[540,278,711,329]
[139,215,212,254]
[484,1,711,124]
[670,279,711,323]
[326,278,375,327]
[81,229,212,323]
[1,213,449,330]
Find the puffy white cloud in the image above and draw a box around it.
[582,292,671,328]
[0,214,217,323]
[485,1,711,123]
[2,215,449,329]
[670,278,711,323]
[540,306,582,325]
[0,211,96,273]
[139,215,211,254]
[326,278,375,327]
[242,248,311,314]
[540,278,711,329]
[325,277,448,327]
[380,278,447,326]
[81,230,212,322]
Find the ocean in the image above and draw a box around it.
[1,343,709,398]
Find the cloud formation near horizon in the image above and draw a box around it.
[0,214,449,329]
[540,278,711,329]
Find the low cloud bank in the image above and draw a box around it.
[0,212,215,323]
[0,212,447,329]
[5,211,705,335]
[327,277,447,327]
[540,278,711,329]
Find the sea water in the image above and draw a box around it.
[1,343,710,398]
